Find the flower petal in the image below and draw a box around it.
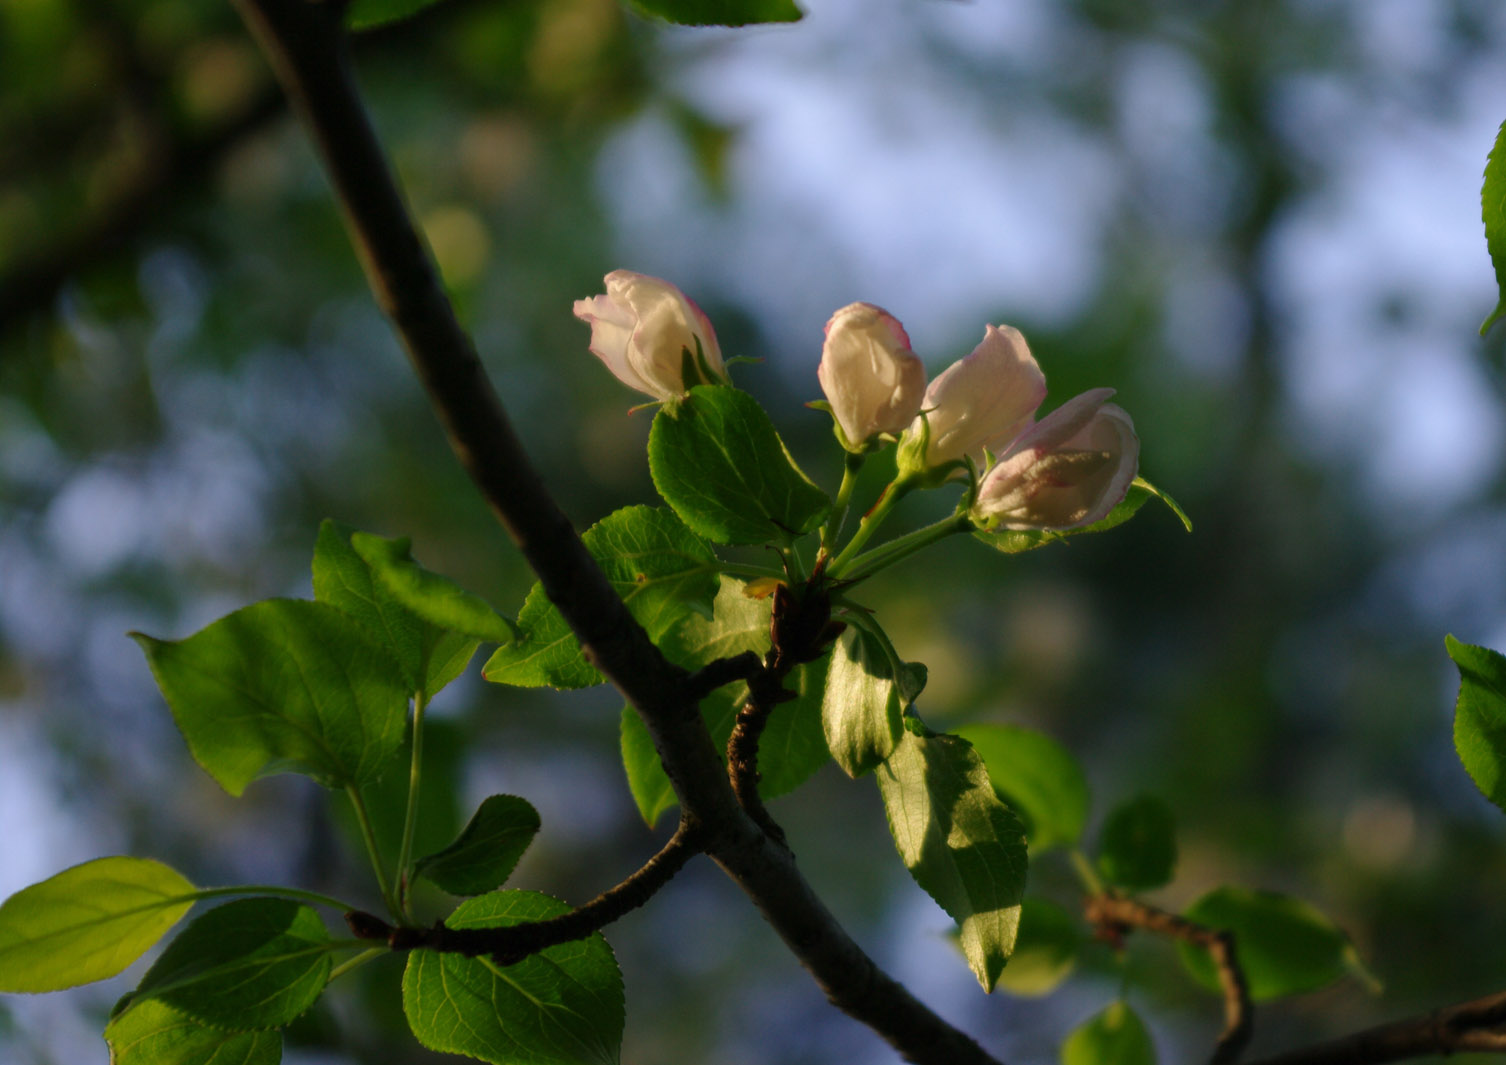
[915,325,1047,467]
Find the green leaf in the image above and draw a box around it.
[955,724,1089,853]
[625,0,801,27]
[1447,635,1506,811]
[973,477,1190,554]
[1179,887,1354,1001]
[133,599,409,795]
[1483,120,1506,334]
[345,0,446,32]
[995,898,1080,998]
[647,386,830,545]
[105,998,282,1065]
[349,531,516,644]
[1096,794,1177,891]
[136,899,331,1030]
[484,506,720,689]
[414,794,541,896]
[620,578,829,826]
[1061,1001,1156,1065]
[402,891,624,1065]
[313,520,482,699]
[0,857,195,992]
[821,627,904,778]
[875,726,1029,991]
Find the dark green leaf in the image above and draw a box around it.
[955,724,1089,853]
[313,520,482,698]
[414,795,541,896]
[403,891,624,1065]
[1179,886,1354,1001]
[0,857,195,992]
[625,0,801,27]
[1447,635,1506,811]
[1061,1002,1156,1065]
[647,386,829,545]
[620,578,828,826]
[484,506,720,689]
[821,627,904,778]
[105,998,282,1065]
[994,898,1080,998]
[345,0,446,31]
[133,599,409,794]
[875,726,1028,991]
[349,531,516,644]
[137,899,331,1030]
[1483,119,1506,334]
[1096,794,1177,891]
[973,477,1189,555]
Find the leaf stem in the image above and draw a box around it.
[837,511,972,585]
[1069,848,1105,896]
[346,784,399,919]
[395,689,427,921]
[328,947,387,982]
[820,451,866,554]
[826,474,918,578]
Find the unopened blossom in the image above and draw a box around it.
[818,302,927,450]
[572,270,726,402]
[906,324,1047,468]
[971,388,1139,530]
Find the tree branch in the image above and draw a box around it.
[1241,990,1506,1065]
[1087,893,1253,1065]
[230,2,1003,1062]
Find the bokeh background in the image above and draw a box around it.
[4,0,1506,1061]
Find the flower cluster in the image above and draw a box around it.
[574,270,1139,533]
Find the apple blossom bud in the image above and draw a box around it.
[971,389,1139,530]
[817,303,927,450]
[572,270,726,402]
[905,324,1048,469]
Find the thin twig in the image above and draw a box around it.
[1087,893,1253,1064]
[232,3,1004,1061]
[351,818,705,961]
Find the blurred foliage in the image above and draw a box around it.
[4,0,1506,1062]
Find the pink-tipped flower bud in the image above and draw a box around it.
[818,303,927,450]
[971,388,1139,530]
[904,324,1048,469]
[572,270,726,402]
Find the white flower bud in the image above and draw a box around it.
[971,389,1139,530]
[818,303,927,450]
[572,270,726,402]
[906,325,1047,468]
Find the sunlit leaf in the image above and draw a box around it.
[875,724,1028,991]
[1482,119,1506,334]
[313,520,483,699]
[648,386,829,545]
[956,724,1089,853]
[403,891,623,1065]
[0,857,195,992]
[133,599,409,794]
[345,0,447,32]
[821,627,904,778]
[994,898,1080,998]
[105,997,282,1065]
[136,899,331,1030]
[485,506,720,689]
[349,531,516,644]
[1447,635,1506,812]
